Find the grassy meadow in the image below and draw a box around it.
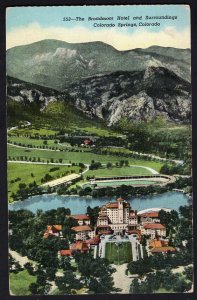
[10,270,36,296]
[85,166,151,178]
[8,163,81,202]
[8,144,164,170]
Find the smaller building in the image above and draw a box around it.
[44,225,62,238]
[71,225,95,240]
[149,239,176,254]
[59,249,72,256]
[41,173,81,188]
[96,225,113,235]
[81,139,93,147]
[59,241,89,257]
[85,236,100,247]
[69,214,91,226]
[84,139,93,146]
[70,241,89,253]
[140,223,166,238]
[97,212,109,226]
[138,211,160,224]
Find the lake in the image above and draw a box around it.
[8,191,190,214]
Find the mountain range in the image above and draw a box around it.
[6,39,191,125]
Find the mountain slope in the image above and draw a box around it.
[6,39,191,91]
[7,76,103,129]
[65,67,191,125]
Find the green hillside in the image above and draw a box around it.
[7,76,106,132]
[7,39,191,90]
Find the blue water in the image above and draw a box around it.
[8,191,189,214]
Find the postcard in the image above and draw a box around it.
[6,4,193,295]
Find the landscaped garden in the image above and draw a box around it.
[105,242,133,265]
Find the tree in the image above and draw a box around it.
[24,262,34,275]
[87,206,99,226]
[9,254,23,273]
[158,209,179,236]
[79,162,85,168]
[183,266,193,281]
[127,257,152,276]
[43,173,53,182]
[56,207,71,224]
[75,253,117,294]
[55,270,82,294]
[173,277,192,293]
[119,160,124,167]
[125,160,129,167]
[59,256,76,272]
[62,217,78,241]
[29,280,51,295]
[106,162,112,169]
[130,278,141,293]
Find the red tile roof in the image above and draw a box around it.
[151,246,176,253]
[139,212,159,218]
[144,223,165,229]
[71,225,92,232]
[106,198,130,208]
[59,250,72,256]
[69,214,90,220]
[149,239,169,248]
[106,203,118,208]
[84,139,92,144]
[97,225,111,228]
[149,240,162,248]
[47,225,62,231]
[44,225,62,238]
[71,241,89,252]
[85,236,100,245]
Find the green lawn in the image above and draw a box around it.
[154,288,174,293]
[8,163,81,202]
[85,166,151,178]
[10,270,36,296]
[105,242,133,265]
[8,144,164,171]
[8,136,91,152]
[101,147,131,154]
[9,126,57,137]
[8,136,65,149]
[51,288,61,295]
[94,180,160,187]
[83,126,120,137]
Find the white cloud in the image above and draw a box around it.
[6,22,190,50]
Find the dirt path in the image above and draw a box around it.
[171,264,192,274]
[112,263,132,294]
[9,250,31,267]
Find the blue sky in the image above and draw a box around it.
[6,5,190,50]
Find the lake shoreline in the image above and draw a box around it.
[8,191,190,214]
